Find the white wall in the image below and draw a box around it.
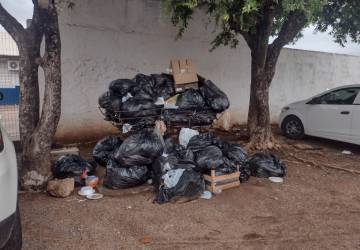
[54,0,360,142]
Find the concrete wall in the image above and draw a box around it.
[54,0,360,143]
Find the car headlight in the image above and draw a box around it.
[281,106,290,113]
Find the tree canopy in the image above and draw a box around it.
[315,0,360,46]
[164,0,325,51]
[163,0,331,149]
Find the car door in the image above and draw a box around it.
[306,87,360,142]
[350,91,360,144]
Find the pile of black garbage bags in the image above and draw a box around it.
[98,73,230,129]
[51,129,287,204]
[90,130,286,204]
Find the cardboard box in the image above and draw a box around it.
[170,59,198,86]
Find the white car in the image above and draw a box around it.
[279,84,360,145]
[0,124,22,249]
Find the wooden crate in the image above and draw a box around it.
[203,169,240,194]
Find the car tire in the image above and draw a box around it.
[3,206,22,250]
[282,115,305,140]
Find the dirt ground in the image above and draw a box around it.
[19,130,360,250]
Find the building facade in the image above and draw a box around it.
[0,32,20,141]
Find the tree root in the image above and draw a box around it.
[287,152,360,175]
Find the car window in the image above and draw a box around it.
[318,87,360,105]
[354,91,360,105]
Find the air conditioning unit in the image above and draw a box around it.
[8,60,19,71]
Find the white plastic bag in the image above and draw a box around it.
[179,128,199,148]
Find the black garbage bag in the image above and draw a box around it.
[125,117,158,130]
[103,159,149,189]
[224,144,248,166]
[132,74,156,100]
[114,131,164,166]
[151,155,179,188]
[187,133,216,152]
[195,145,224,172]
[121,98,160,118]
[178,148,195,163]
[52,154,96,186]
[191,110,217,125]
[155,168,204,204]
[109,79,137,97]
[168,143,195,163]
[217,157,238,174]
[134,73,156,88]
[98,91,111,109]
[132,89,155,101]
[152,74,175,100]
[163,110,193,124]
[176,89,205,109]
[239,164,251,183]
[248,153,287,178]
[200,80,229,112]
[92,136,123,166]
[163,110,216,126]
[111,97,122,111]
[104,109,116,121]
[163,136,175,153]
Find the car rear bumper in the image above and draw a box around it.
[0,211,15,248]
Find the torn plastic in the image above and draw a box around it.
[92,136,123,166]
[122,123,133,133]
[151,155,179,188]
[52,154,96,186]
[122,92,133,103]
[163,169,185,188]
[103,159,149,189]
[179,128,199,148]
[155,168,205,204]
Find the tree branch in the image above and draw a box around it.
[251,3,276,69]
[269,10,307,59]
[0,3,25,44]
[265,10,308,83]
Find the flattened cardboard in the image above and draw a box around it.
[170,59,198,85]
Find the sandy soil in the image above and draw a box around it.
[19,131,360,250]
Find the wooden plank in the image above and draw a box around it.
[212,172,240,182]
[203,175,213,182]
[206,181,240,193]
[216,182,240,191]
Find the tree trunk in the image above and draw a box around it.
[247,54,274,150]
[18,50,40,142]
[21,3,62,189]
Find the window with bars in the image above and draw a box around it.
[0,57,20,141]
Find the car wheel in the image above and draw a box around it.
[3,206,22,250]
[282,116,305,139]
